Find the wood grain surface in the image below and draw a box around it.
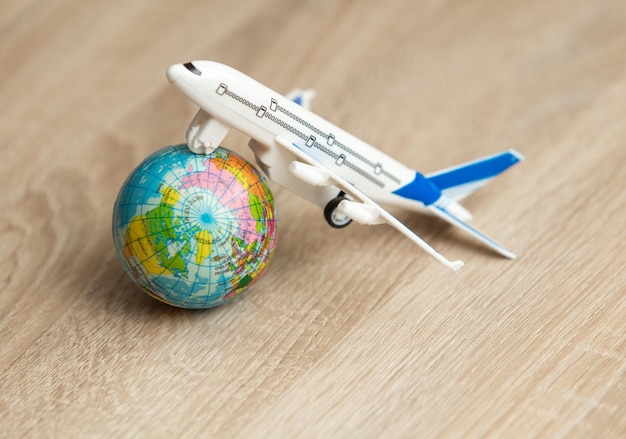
[1,0,624,437]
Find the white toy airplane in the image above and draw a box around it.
[166,60,524,271]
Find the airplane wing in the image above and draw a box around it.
[273,136,464,271]
[427,204,517,259]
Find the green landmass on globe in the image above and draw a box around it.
[112,144,277,308]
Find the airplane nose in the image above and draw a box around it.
[183,62,202,76]
[166,64,181,83]
[167,62,202,82]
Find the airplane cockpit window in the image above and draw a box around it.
[184,62,201,76]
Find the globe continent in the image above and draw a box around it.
[112,144,277,308]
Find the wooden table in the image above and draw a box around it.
[1,0,624,437]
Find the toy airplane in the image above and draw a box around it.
[166,60,524,271]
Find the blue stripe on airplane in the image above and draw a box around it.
[392,172,441,205]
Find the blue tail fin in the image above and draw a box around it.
[425,150,524,200]
[286,88,316,110]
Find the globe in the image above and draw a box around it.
[112,144,277,308]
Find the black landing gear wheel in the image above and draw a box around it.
[323,192,352,228]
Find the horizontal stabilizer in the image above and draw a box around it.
[426,150,524,200]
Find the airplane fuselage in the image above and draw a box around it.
[167,61,420,208]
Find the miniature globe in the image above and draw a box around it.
[112,144,277,308]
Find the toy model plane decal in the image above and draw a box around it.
[167,60,524,271]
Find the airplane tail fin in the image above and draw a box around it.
[425,149,524,201]
[285,88,316,110]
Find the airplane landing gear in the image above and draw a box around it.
[324,192,352,228]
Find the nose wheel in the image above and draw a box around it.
[324,192,352,228]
